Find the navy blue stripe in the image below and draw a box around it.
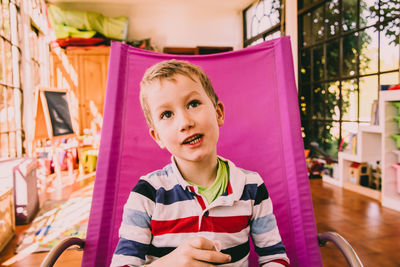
[218,240,250,264]
[240,184,258,201]
[254,183,269,205]
[254,241,286,257]
[114,238,149,260]
[132,180,156,201]
[155,184,194,205]
[148,244,176,257]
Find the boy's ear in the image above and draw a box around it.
[216,101,225,127]
[149,128,166,149]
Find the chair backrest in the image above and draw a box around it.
[82,37,323,266]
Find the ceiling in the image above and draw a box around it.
[46,0,256,11]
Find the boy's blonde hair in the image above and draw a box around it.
[140,59,219,127]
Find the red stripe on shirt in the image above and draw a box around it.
[227,181,233,195]
[151,216,199,236]
[268,259,290,266]
[195,195,206,210]
[200,215,250,233]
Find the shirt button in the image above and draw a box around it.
[204,211,209,217]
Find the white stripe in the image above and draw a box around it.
[109,254,144,267]
[119,223,152,244]
[251,227,282,248]
[151,199,201,220]
[259,254,290,265]
[126,191,155,214]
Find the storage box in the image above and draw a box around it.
[0,188,15,253]
[0,158,39,225]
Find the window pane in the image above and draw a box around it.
[343,34,358,77]
[379,0,400,21]
[359,75,378,122]
[2,0,11,39]
[299,84,311,121]
[342,79,359,121]
[313,45,324,81]
[301,12,312,47]
[326,39,340,79]
[300,49,311,84]
[312,83,325,119]
[12,45,20,87]
[312,6,325,42]
[327,81,340,121]
[326,0,340,37]
[379,18,399,72]
[343,0,358,32]
[246,0,281,40]
[249,38,264,46]
[326,121,340,158]
[9,2,18,45]
[265,30,280,41]
[7,88,15,131]
[4,41,13,85]
[360,0,379,28]
[1,133,9,157]
[0,86,5,132]
[380,72,399,86]
[8,131,15,158]
[360,26,378,75]
[0,39,3,83]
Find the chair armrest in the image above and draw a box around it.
[318,232,363,267]
[40,237,85,267]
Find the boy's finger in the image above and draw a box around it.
[189,236,217,251]
[191,249,231,264]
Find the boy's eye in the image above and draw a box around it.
[188,100,200,109]
[160,111,173,119]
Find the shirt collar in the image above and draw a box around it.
[170,155,246,202]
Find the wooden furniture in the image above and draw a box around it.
[50,46,110,135]
[0,188,15,253]
[327,90,400,212]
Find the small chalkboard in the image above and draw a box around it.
[34,89,76,140]
[44,91,74,137]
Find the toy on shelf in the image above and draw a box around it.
[349,162,371,187]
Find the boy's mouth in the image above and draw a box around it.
[182,134,203,145]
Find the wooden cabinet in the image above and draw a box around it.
[50,46,110,134]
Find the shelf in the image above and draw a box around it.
[343,182,381,201]
[333,90,400,211]
[358,125,382,133]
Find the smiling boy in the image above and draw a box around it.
[111,60,289,267]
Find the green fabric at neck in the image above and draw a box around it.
[188,158,229,204]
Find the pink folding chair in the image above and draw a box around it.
[41,37,362,267]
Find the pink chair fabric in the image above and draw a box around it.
[82,37,323,266]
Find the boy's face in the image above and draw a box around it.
[146,74,224,166]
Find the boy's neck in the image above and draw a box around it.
[175,155,218,188]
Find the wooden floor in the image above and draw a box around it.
[1,179,400,266]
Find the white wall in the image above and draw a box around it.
[54,1,246,51]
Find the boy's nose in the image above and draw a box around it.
[179,113,195,132]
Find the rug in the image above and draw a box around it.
[16,184,93,253]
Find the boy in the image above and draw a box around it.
[111,60,289,267]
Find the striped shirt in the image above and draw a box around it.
[111,156,289,267]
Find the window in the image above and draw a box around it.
[243,0,284,47]
[298,0,400,157]
[0,0,22,158]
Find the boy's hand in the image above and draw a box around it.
[148,236,231,267]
